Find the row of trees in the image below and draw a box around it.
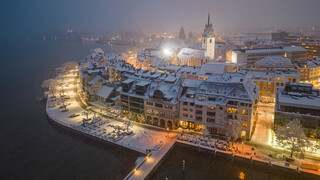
[203,119,313,158]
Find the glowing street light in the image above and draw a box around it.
[163,48,173,57]
[242,141,244,154]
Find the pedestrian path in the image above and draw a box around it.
[126,136,176,180]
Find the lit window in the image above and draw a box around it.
[198,96,206,101]
[241,123,247,127]
[227,108,238,114]
[207,106,216,109]
[241,110,248,115]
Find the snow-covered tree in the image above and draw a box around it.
[202,126,210,137]
[82,111,90,121]
[42,79,58,95]
[61,61,78,72]
[275,120,311,158]
[225,119,241,145]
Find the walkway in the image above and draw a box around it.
[250,102,274,145]
[127,136,176,180]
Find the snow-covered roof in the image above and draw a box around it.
[233,48,283,54]
[88,75,103,85]
[136,81,151,86]
[180,73,259,106]
[178,66,200,75]
[91,48,104,55]
[182,78,203,88]
[233,46,306,55]
[275,69,300,77]
[96,86,114,99]
[119,79,182,104]
[197,62,228,75]
[150,58,168,68]
[103,53,123,60]
[178,48,207,58]
[255,56,295,68]
[277,86,320,110]
[282,46,306,52]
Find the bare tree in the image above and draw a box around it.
[275,120,311,158]
[225,119,241,145]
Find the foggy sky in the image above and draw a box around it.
[1,0,320,36]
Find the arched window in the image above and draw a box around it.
[210,39,212,43]
[154,90,164,99]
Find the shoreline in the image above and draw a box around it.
[45,99,147,155]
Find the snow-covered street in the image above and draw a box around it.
[46,71,172,154]
[250,102,274,145]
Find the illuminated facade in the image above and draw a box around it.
[179,73,259,140]
[275,82,320,139]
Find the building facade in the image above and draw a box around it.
[275,82,320,139]
[179,73,259,140]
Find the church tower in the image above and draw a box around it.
[202,13,215,60]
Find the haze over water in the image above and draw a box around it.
[0,38,140,179]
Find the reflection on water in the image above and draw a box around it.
[147,143,318,180]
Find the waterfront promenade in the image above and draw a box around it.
[45,69,320,179]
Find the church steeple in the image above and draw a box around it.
[208,12,210,26]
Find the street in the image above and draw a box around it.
[250,103,275,145]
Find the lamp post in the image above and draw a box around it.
[182,160,185,180]
[242,141,244,154]
[167,127,169,137]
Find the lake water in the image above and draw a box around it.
[0,38,142,180]
[147,143,318,180]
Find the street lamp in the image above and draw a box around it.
[242,141,244,154]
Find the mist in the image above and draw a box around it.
[1,0,320,37]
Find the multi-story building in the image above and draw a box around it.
[297,58,320,85]
[254,56,296,70]
[177,48,210,67]
[300,41,320,59]
[119,78,182,129]
[227,46,307,68]
[275,82,320,139]
[245,69,300,103]
[179,73,259,140]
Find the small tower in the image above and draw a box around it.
[178,26,186,40]
[202,13,215,59]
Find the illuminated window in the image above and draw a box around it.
[241,110,248,115]
[241,123,248,127]
[227,108,238,113]
[198,96,206,101]
[207,106,216,109]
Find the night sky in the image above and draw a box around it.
[1,0,320,37]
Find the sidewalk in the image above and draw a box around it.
[127,136,176,180]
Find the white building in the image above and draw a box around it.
[202,13,215,59]
[179,73,259,140]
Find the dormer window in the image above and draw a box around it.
[198,96,206,101]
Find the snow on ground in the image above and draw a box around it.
[250,102,274,145]
[46,72,169,154]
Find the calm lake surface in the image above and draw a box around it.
[147,143,318,180]
[0,38,142,180]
